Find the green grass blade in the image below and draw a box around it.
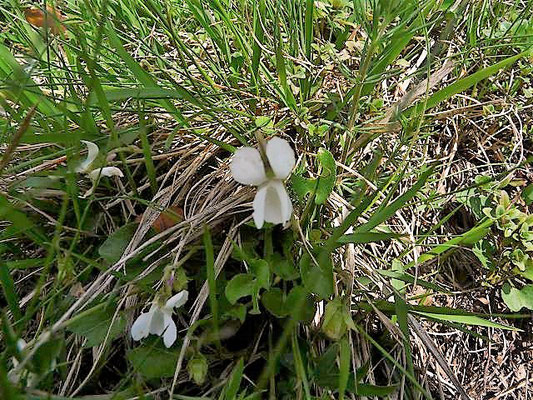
[338,337,350,400]
[0,260,22,322]
[203,225,219,349]
[355,166,434,233]
[221,358,244,400]
[409,49,531,115]
[401,218,494,270]
[336,232,403,246]
[414,312,519,331]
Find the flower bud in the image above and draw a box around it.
[188,354,208,385]
[322,298,352,340]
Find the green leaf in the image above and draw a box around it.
[361,26,415,96]
[0,261,22,321]
[286,286,315,322]
[414,311,518,330]
[0,43,62,124]
[223,358,244,400]
[261,288,288,317]
[300,253,333,299]
[338,338,350,400]
[269,253,299,280]
[32,336,63,376]
[106,27,186,125]
[522,184,533,206]
[472,239,495,269]
[225,274,255,304]
[203,225,219,347]
[98,223,138,264]
[337,232,402,246]
[188,354,208,385]
[67,304,126,347]
[376,269,449,293]
[322,298,348,340]
[518,265,533,281]
[409,50,530,115]
[249,259,270,289]
[401,218,494,270]
[89,87,201,107]
[354,384,398,397]
[501,284,533,312]
[355,167,434,233]
[290,174,316,201]
[128,344,178,378]
[315,148,336,205]
[255,116,272,128]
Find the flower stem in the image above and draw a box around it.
[254,129,275,179]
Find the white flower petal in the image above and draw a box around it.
[131,312,152,341]
[264,180,292,225]
[253,184,268,229]
[88,167,124,181]
[149,309,166,335]
[16,339,26,352]
[266,137,295,180]
[162,316,177,348]
[230,147,267,186]
[279,182,293,223]
[76,141,99,173]
[165,290,189,311]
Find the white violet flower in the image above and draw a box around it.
[230,137,295,229]
[76,140,124,197]
[77,140,124,180]
[131,290,188,348]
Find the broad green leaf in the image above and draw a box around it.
[322,298,348,340]
[128,344,178,378]
[315,148,336,205]
[98,223,138,264]
[249,259,270,289]
[225,274,255,304]
[255,116,272,128]
[290,174,316,201]
[501,284,533,312]
[261,288,288,317]
[67,304,126,347]
[518,265,533,281]
[269,253,299,280]
[522,184,533,205]
[32,336,63,376]
[188,354,208,385]
[286,286,315,322]
[300,253,333,299]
